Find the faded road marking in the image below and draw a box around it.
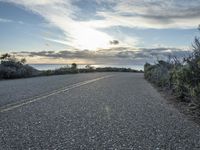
[0,75,113,113]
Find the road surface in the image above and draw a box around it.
[0,73,200,149]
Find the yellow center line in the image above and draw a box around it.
[0,75,113,113]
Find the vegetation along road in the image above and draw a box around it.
[0,73,200,149]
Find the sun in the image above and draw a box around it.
[71,27,112,50]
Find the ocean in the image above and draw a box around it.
[30,64,144,71]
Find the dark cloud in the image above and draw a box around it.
[13,47,190,65]
[140,1,200,20]
[109,40,119,45]
[99,0,200,29]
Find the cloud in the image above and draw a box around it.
[3,0,198,52]
[110,40,119,45]
[0,18,13,23]
[0,0,119,50]
[83,0,200,29]
[116,47,190,60]
[0,17,26,25]
[12,47,190,65]
[0,0,147,50]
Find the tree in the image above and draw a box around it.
[20,58,26,64]
[71,63,77,70]
[0,53,37,79]
[85,64,94,70]
[0,53,11,61]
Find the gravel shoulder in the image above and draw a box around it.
[153,85,200,126]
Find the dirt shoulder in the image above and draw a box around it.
[151,83,200,125]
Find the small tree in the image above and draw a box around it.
[71,63,77,70]
[20,58,26,64]
[0,53,37,79]
[0,53,11,61]
[85,64,94,70]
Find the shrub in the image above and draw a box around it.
[144,60,174,88]
[144,26,200,106]
[0,53,39,79]
[171,66,191,99]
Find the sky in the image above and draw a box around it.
[0,0,199,66]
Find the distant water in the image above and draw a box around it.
[30,64,144,71]
[30,64,71,71]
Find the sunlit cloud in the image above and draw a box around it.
[1,0,199,65]
[2,0,199,50]
[0,0,141,50]
[0,0,117,50]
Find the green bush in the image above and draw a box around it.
[144,60,174,88]
[0,53,39,79]
[171,66,191,99]
[144,26,200,106]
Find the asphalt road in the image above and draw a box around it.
[0,73,200,150]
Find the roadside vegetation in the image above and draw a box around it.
[41,65,142,76]
[0,54,142,79]
[144,26,200,107]
[0,54,39,79]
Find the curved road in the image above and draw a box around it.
[0,73,200,149]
